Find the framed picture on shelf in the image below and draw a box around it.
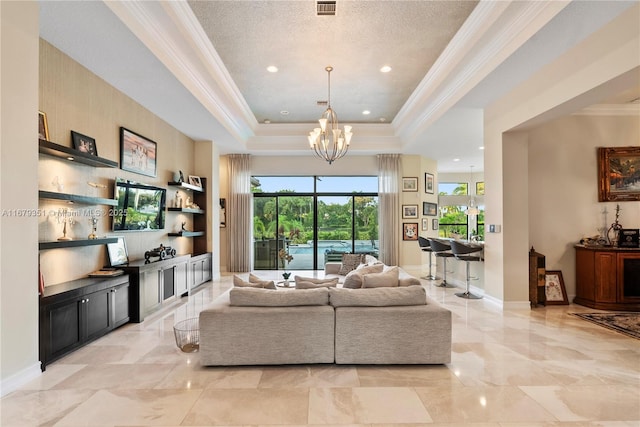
[402,223,418,241]
[71,131,98,156]
[544,270,569,305]
[402,204,418,219]
[188,175,202,188]
[432,218,439,230]
[107,237,129,267]
[402,177,418,192]
[38,111,49,141]
[422,218,428,231]
[598,146,640,201]
[423,202,438,216]
[425,173,434,194]
[120,127,157,177]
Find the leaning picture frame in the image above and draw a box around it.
[188,175,202,188]
[38,111,49,141]
[120,127,157,177]
[107,236,129,267]
[402,204,419,219]
[402,177,418,192]
[71,130,98,156]
[544,270,569,305]
[598,146,640,201]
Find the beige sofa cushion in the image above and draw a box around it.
[233,275,276,289]
[362,266,399,288]
[294,276,339,286]
[338,253,365,275]
[296,279,339,289]
[329,285,427,307]
[343,263,385,289]
[229,287,330,306]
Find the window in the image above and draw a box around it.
[252,176,378,270]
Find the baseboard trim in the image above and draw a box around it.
[0,362,41,397]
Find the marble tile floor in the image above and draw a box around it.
[2,272,639,427]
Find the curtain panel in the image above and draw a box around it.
[377,154,400,266]
[227,154,252,272]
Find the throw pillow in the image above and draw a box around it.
[362,266,399,288]
[294,276,339,285]
[338,253,365,275]
[343,270,363,289]
[364,254,379,265]
[233,275,276,289]
[248,273,266,283]
[295,279,338,289]
[355,262,385,275]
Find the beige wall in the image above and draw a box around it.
[528,114,640,298]
[38,40,202,285]
[1,0,41,393]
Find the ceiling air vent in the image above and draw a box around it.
[317,1,336,16]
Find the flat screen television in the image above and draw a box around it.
[112,178,166,231]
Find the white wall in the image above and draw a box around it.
[0,0,41,395]
[528,114,640,299]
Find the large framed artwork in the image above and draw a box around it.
[120,127,157,177]
[598,146,640,202]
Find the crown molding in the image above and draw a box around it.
[104,1,256,143]
[394,0,570,143]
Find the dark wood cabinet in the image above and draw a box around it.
[120,255,190,322]
[575,245,640,311]
[40,276,130,370]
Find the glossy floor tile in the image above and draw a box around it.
[2,273,639,426]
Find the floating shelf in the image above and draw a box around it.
[167,207,205,214]
[168,231,205,237]
[39,190,117,206]
[39,139,118,168]
[39,237,118,250]
[167,181,204,192]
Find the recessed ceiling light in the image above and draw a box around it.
[362,110,371,115]
[267,65,278,73]
[264,119,271,124]
[479,146,484,150]
[380,65,392,73]
[379,117,386,122]
[280,110,289,115]
[453,158,460,162]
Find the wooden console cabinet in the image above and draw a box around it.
[120,254,190,322]
[39,275,130,370]
[574,245,640,311]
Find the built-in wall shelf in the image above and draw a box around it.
[167,207,205,214]
[39,237,118,250]
[39,139,118,168]
[167,181,204,192]
[39,190,117,206]
[168,231,204,238]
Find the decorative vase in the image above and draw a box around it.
[283,280,290,288]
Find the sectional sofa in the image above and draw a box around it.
[199,259,452,366]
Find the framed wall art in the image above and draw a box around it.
[598,146,640,201]
[402,177,418,192]
[425,173,434,194]
[423,202,438,216]
[544,270,569,305]
[71,130,98,156]
[38,111,49,141]
[188,175,202,189]
[402,204,418,219]
[120,127,157,177]
[422,218,428,231]
[432,218,439,230]
[402,223,418,241]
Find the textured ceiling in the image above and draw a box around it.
[188,0,478,124]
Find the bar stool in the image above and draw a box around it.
[450,240,484,299]
[427,238,456,288]
[417,236,436,280]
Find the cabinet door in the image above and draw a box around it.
[192,261,203,288]
[202,256,212,282]
[618,253,640,303]
[141,269,161,316]
[111,283,130,328]
[594,252,617,303]
[83,290,111,341]
[175,261,188,296]
[48,299,82,358]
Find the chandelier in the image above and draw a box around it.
[308,66,352,164]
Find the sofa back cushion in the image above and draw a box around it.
[338,253,365,275]
[362,266,400,288]
[229,287,330,306]
[294,276,339,286]
[295,279,339,289]
[233,275,276,289]
[329,285,427,307]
